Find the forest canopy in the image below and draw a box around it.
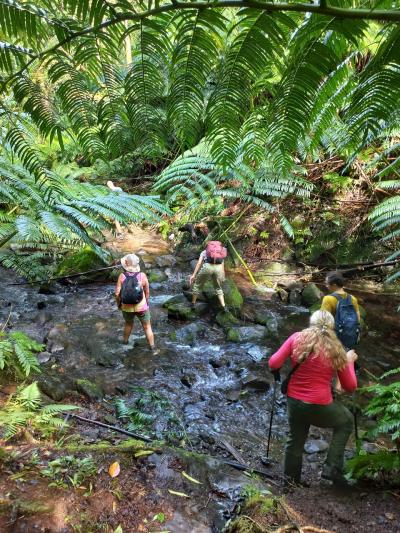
[0,0,399,279]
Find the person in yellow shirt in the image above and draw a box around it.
[321,271,360,322]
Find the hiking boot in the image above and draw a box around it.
[151,346,160,356]
[190,303,196,310]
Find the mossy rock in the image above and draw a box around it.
[38,375,68,401]
[226,327,240,343]
[75,378,104,400]
[166,303,196,321]
[216,310,240,328]
[301,283,323,307]
[203,278,243,310]
[56,246,107,280]
[148,269,168,283]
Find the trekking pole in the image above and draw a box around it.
[266,371,280,459]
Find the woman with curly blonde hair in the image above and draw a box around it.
[269,310,358,487]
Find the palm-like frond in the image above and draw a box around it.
[168,9,226,147]
[206,9,292,167]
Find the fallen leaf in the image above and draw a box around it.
[168,489,190,498]
[182,471,202,485]
[385,513,395,520]
[112,501,118,513]
[108,461,120,478]
[114,526,123,533]
[134,450,154,458]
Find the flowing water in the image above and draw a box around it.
[1,262,399,531]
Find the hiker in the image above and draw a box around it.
[115,254,158,354]
[268,310,358,487]
[107,180,124,239]
[321,270,361,351]
[189,241,227,311]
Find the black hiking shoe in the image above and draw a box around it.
[190,303,196,310]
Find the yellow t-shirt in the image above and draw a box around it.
[321,293,360,321]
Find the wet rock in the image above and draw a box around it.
[199,432,215,445]
[226,327,240,343]
[245,345,267,362]
[216,310,239,329]
[37,301,46,310]
[181,372,197,388]
[46,295,65,305]
[241,373,271,391]
[167,302,196,321]
[34,311,53,325]
[46,323,68,353]
[148,269,168,283]
[306,453,320,463]
[37,351,51,364]
[175,323,206,345]
[203,278,243,310]
[38,375,67,401]
[38,283,56,295]
[155,254,176,268]
[289,288,302,306]
[253,310,279,334]
[226,388,241,402]
[75,378,104,400]
[304,439,329,453]
[96,352,118,367]
[190,259,198,270]
[237,326,266,342]
[301,283,323,307]
[277,287,289,303]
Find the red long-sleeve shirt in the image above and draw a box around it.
[268,333,357,405]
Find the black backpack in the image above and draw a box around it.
[332,293,360,350]
[121,272,143,305]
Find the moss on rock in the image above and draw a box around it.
[148,269,168,283]
[226,328,240,342]
[56,246,107,279]
[75,378,104,400]
[216,310,240,328]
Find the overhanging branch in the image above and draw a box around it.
[1,0,400,92]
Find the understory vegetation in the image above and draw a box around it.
[0,1,399,531]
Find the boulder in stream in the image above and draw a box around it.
[174,322,206,345]
[148,269,168,283]
[164,294,207,320]
[46,323,69,353]
[301,282,323,307]
[203,278,243,310]
[226,325,267,343]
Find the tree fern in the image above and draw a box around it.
[0,331,43,378]
[0,382,77,440]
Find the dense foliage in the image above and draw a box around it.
[347,368,400,483]
[0,0,398,278]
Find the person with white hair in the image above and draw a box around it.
[115,253,158,354]
[268,310,358,487]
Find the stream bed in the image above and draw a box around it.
[1,258,399,532]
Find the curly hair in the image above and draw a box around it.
[293,310,347,371]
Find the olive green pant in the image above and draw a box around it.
[284,397,354,483]
[192,263,225,297]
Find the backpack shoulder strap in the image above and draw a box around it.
[331,292,341,301]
